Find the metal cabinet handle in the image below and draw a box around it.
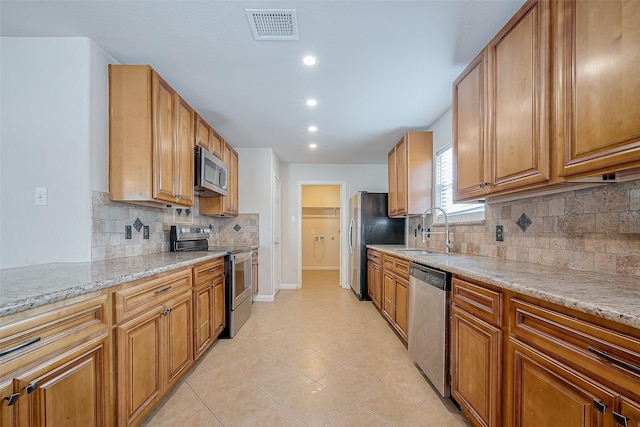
[0,337,41,357]
[612,411,629,427]
[162,308,173,316]
[155,286,172,295]
[25,382,38,394]
[592,399,607,414]
[587,347,640,374]
[3,393,19,406]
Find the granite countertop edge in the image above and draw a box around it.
[369,245,640,330]
[0,251,228,317]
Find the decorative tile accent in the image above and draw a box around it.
[234,224,242,232]
[516,213,532,232]
[133,217,143,232]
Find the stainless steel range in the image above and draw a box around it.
[170,225,252,338]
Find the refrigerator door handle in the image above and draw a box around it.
[348,217,355,255]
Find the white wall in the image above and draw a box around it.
[429,108,453,154]
[280,163,388,286]
[0,37,115,268]
[237,147,280,298]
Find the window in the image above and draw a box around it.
[433,144,484,223]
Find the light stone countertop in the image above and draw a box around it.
[369,245,640,330]
[0,251,227,317]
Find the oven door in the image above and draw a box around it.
[231,251,252,309]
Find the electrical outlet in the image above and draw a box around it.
[125,225,132,239]
[143,225,150,239]
[496,225,504,242]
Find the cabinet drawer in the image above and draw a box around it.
[510,298,640,396]
[394,259,409,279]
[383,255,395,270]
[193,258,224,286]
[368,249,381,265]
[114,268,191,324]
[452,277,503,326]
[0,294,108,377]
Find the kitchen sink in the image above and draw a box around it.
[396,249,443,256]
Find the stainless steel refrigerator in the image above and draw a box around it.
[348,192,406,300]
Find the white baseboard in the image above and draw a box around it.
[280,283,301,290]
[301,267,340,271]
[253,295,274,302]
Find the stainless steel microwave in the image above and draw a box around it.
[194,147,228,196]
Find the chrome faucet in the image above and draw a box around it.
[421,207,454,253]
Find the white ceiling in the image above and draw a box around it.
[1,0,525,164]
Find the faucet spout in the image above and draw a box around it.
[421,207,453,253]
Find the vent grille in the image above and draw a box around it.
[245,9,298,41]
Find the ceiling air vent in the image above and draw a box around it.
[245,9,298,41]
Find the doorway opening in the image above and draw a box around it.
[299,184,344,289]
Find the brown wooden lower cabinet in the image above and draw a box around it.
[379,254,409,342]
[508,338,617,427]
[450,276,640,427]
[451,305,502,427]
[451,277,503,427]
[192,258,225,360]
[0,294,111,427]
[367,251,383,308]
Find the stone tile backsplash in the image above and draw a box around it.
[407,179,640,277]
[91,191,259,261]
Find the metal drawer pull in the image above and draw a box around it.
[207,269,219,274]
[587,347,640,374]
[0,337,41,357]
[25,382,38,394]
[3,393,19,406]
[592,399,607,414]
[612,411,629,427]
[155,286,172,294]
[162,308,173,316]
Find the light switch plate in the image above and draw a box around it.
[125,225,132,239]
[496,225,504,242]
[143,225,150,239]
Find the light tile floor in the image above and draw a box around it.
[141,271,470,427]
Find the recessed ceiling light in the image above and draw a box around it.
[302,56,316,66]
[309,143,317,149]
[306,99,317,107]
[308,126,317,132]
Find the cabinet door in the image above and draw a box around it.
[395,138,408,216]
[195,114,210,151]
[165,292,193,389]
[116,308,163,427]
[382,272,395,322]
[451,306,502,427]
[394,276,408,341]
[367,261,376,302]
[210,130,223,160]
[26,339,107,427]
[488,0,551,191]
[152,73,177,204]
[453,51,489,202]
[175,97,194,206]
[557,0,640,178]
[193,283,214,360]
[387,149,397,216]
[0,380,16,427]
[620,397,640,427]
[213,277,225,338]
[373,263,383,309]
[508,338,616,427]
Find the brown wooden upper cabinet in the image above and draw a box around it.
[194,113,223,160]
[555,0,640,179]
[453,0,552,202]
[387,131,433,217]
[109,65,195,207]
[454,0,640,202]
[199,140,239,217]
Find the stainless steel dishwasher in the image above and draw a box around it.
[408,262,452,397]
